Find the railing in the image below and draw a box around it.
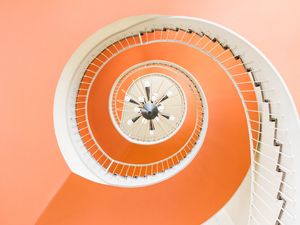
[72,20,297,223]
[75,33,205,178]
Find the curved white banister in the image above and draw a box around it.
[54,15,300,224]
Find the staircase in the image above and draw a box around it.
[54,15,300,225]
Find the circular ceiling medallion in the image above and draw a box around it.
[109,62,189,145]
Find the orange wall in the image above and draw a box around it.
[0,1,299,225]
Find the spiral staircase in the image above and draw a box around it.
[54,15,300,225]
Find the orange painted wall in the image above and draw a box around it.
[0,1,299,225]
